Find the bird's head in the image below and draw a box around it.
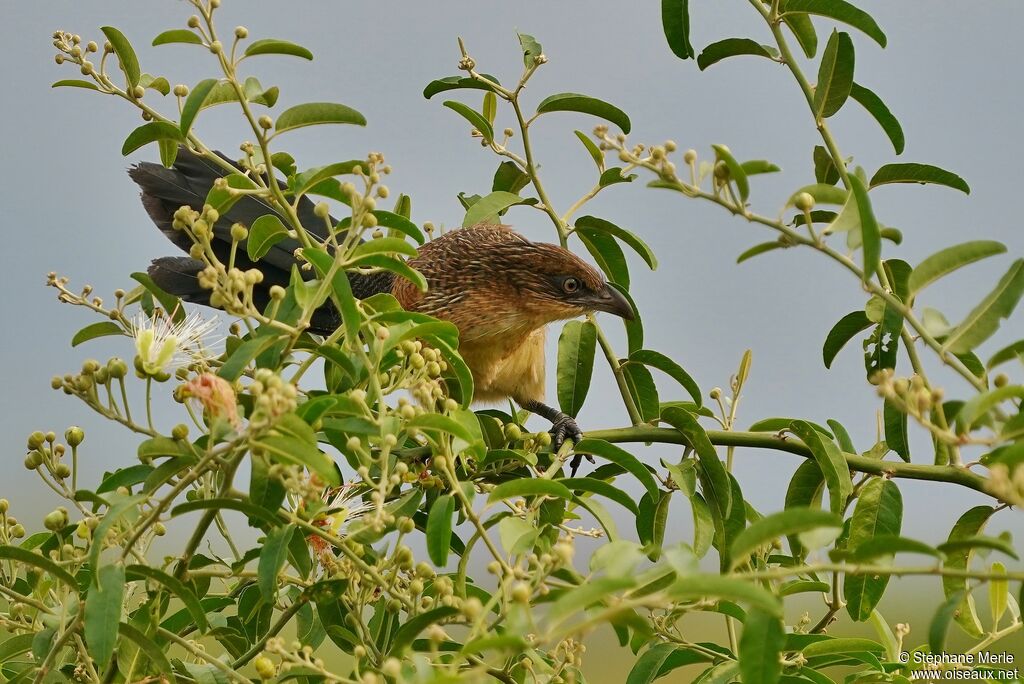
[498,241,635,323]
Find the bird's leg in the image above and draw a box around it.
[518,399,592,475]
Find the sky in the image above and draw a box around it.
[2,0,1022,662]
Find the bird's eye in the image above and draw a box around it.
[562,277,581,294]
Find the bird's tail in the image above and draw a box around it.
[129,146,394,333]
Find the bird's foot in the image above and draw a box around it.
[550,414,584,451]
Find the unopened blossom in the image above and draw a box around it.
[180,372,240,428]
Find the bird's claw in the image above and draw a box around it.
[550,415,583,452]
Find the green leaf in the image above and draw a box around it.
[171,498,282,528]
[790,421,852,515]
[422,74,502,99]
[303,247,361,341]
[697,38,777,70]
[243,38,313,60]
[849,82,904,155]
[71,321,124,347]
[740,159,782,175]
[550,576,636,625]
[930,591,963,653]
[661,0,694,59]
[739,608,785,684]
[561,477,640,515]
[942,506,994,638]
[987,340,1024,370]
[535,93,631,133]
[488,479,572,504]
[712,144,749,202]
[573,439,660,503]
[352,237,418,260]
[783,13,818,57]
[850,175,881,281]
[730,508,842,570]
[275,102,366,133]
[668,574,782,617]
[844,479,903,620]
[801,637,884,657]
[0,545,78,587]
[218,334,282,381]
[258,524,296,602]
[126,564,208,632]
[253,434,340,486]
[787,183,848,207]
[822,311,872,368]
[943,259,1024,354]
[407,414,475,443]
[737,241,784,264]
[557,320,598,417]
[870,163,970,194]
[118,622,176,681]
[121,121,184,156]
[575,130,605,170]
[783,0,887,47]
[937,535,1019,561]
[784,460,826,557]
[498,516,539,555]
[247,214,290,261]
[908,240,1006,297]
[577,228,630,288]
[492,161,530,194]
[845,535,942,562]
[443,100,493,143]
[426,495,456,566]
[660,408,732,521]
[85,563,126,667]
[152,29,203,46]
[626,643,682,684]
[990,562,1009,627]
[814,31,855,119]
[883,399,910,462]
[51,79,100,91]
[629,349,701,406]
[198,77,279,111]
[389,606,460,655]
[517,32,543,67]
[101,26,141,87]
[575,215,658,270]
[599,167,638,187]
[179,77,217,137]
[462,191,527,226]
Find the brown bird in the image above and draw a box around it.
[129,148,634,447]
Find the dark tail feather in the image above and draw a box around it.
[148,257,210,305]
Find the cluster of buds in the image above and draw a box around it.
[552,637,587,673]
[874,370,944,422]
[52,357,128,397]
[246,368,299,431]
[52,31,104,81]
[595,127,695,188]
[391,341,450,407]
[0,499,26,543]
[23,428,80,486]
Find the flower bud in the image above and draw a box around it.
[54,463,72,479]
[258,115,273,130]
[173,84,189,97]
[44,509,67,531]
[0,499,7,514]
[794,192,816,212]
[230,223,248,242]
[511,582,531,603]
[28,431,46,450]
[253,656,276,680]
[187,15,201,28]
[234,26,249,39]
[65,426,84,447]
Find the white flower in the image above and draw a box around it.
[131,310,219,375]
[308,482,375,561]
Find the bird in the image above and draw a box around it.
[128,147,634,450]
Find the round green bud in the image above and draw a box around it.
[24,452,43,470]
[234,26,249,39]
[132,85,145,99]
[432,455,447,470]
[536,431,552,447]
[209,40,223,54]
[171,424,190,440]
[713,160,730,180]
[10,524,24,538]
[0,499,8,514]
[415,561,436,579]
[65,426,84,447]
[107,358,128,379]
[504,424,522,441]
[51,376,64,390]
[44,510,66,531]
[230,223,248,242]
[396,516,415,534]
[27,431,46,450]
[187,15,201,28]
[994,373,1009,388]
[257,115,273,130]
[269,285,286,301]
[253,656,276,680]
[511,581,531,603]
[409,578,424,595]
[683,149,698,164]
[313,202,330,219]
[794,192,815,212]
[54,463,72,479]
[173,84,189,97]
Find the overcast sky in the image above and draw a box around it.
[3,1,1022,647]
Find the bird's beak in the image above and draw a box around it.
[590,284,635,321]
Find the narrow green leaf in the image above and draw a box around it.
[488,479,573,504]
[101,26,141,87]
[930,591,963,653]
[850,82,904,155]
[598,166,638,187]
[987,340,1024,370]
[275,102,366,133]
[247,214,290,261]
[243,38,313,60]
[629,349,701,406]
[171,498,282,527]
[846,535,942,562]
[850,175,880,280]
[730,508,842,570]
[492,160,531,194]
[422,74,502,99]
[883,399,910,462]
[990,562,1009,627]
[943,259,1024,354]
[561,477,640,515]
[258,524,296,602]
[737,241,784,264]
[827,419,856,453]
[870,163,970,194]
[574,130,605,170]
[304,247,361,341]
[406,414,475,443]
[942,506,994,638]
[784,460,826,557]
[739,608,785,684]
[557,320,598,417]
[823,311,872,368]
[660,408,732,521]
[697,38,777,71]
[783,0,887,47]
[85,563,126,667]
[661,0,694,59]
[790,421,852,515]
[389,606,460,655]
[801,637,884,657]
[712,144,749,201]
[71,321,124,347]
[740,159,781,175]
[426,495,456,566]
[253,434,341,486]
[844,479,903,620]
[126,565,208,631]
[783,13,818,57]
[218,335,282,381]
[121,121,184,156]
[626,643,680,684]
[462,191,527,226]
[152,29,203,46]
[443,100,493,143]
[577,228,630,288]
[908,240,1006,297]
[51,79,100,91]
[937,536,1019,561]
[535,92,631,133]
[575,215,658,270]
[118,623,176,681]
[0,545,77,587]
[814,31,855,119]
[668,574,782,617]
[179,78,217,137]
[788,183,848,207]
[572,439,660,502]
